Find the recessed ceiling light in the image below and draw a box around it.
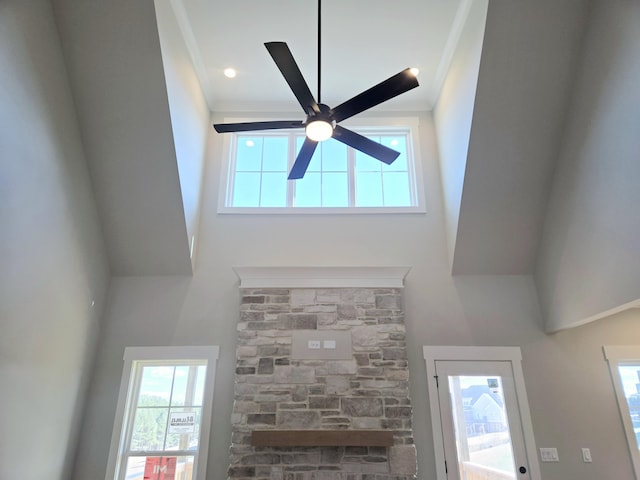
[410,67,419,77]
[224,68,237,78]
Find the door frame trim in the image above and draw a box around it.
[423,346,541,480]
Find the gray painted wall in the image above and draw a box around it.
[154,0,210,268]
[72,112,640,479]
[0,1,109,479]
[452,0,590,275]
[536,0,640,331]
[52,0,193,276]
[5,1,637,479]
[434,0,488,270]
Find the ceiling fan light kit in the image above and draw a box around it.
[213,1,419,179]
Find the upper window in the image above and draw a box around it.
[218,118,425,213]
[105,346,219,480]
[604,346,640,477]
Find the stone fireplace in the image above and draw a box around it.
[229,267,417,480]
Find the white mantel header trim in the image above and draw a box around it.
[233,266,411,289]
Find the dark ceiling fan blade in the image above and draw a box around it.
[265,42,320,115]
[213,120,304,133]
[288,137,318,179]
[332,125,400,165]
[331,68,419,123]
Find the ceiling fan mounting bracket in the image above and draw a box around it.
[305,103,332,123]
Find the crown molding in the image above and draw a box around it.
[233,266,411,289]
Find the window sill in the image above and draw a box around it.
[217,206,427,214]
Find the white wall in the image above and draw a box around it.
[452,0,589,275]
[72,109,640,479]
[0,1,109,479]
[434,0,488,270]
[52,0,193,276]
[536,0,640,331]
[154,1,210,267]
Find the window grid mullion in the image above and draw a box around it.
[258,138,265,207]
[228,137,239,207]
[318,143,324,207]
[160,367,177,451]
[374,135,385,207]
[404,132,417,206]
[380,169,386,207]
[348,146,356,207]
[288,133,296,207]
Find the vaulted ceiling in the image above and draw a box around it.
[54,0,592,277]
[173,0,464,112]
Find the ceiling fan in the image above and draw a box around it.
[213,0,419,180]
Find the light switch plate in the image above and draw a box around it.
[540,447,559,462]
[323,340,336,349]
[292,330,352,359]
[582,448,592,463]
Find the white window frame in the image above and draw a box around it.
[217,116,425,214]
[423,346,541,480]
[105,346,219,480]
[603,345,640,478]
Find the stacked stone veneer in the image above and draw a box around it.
[229,287,417,480]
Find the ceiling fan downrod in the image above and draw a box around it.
[317,0,321,104]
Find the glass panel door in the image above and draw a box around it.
[435,361,530,480]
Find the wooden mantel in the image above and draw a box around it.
[251,430,394,447]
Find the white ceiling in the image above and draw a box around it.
[173,0,467,113]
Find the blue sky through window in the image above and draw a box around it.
[227,127,417,210]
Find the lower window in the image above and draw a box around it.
[604,346,640,477]
[105,346,219,480]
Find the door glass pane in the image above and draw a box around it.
[618,365,640,449]
[447,375,517,479]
